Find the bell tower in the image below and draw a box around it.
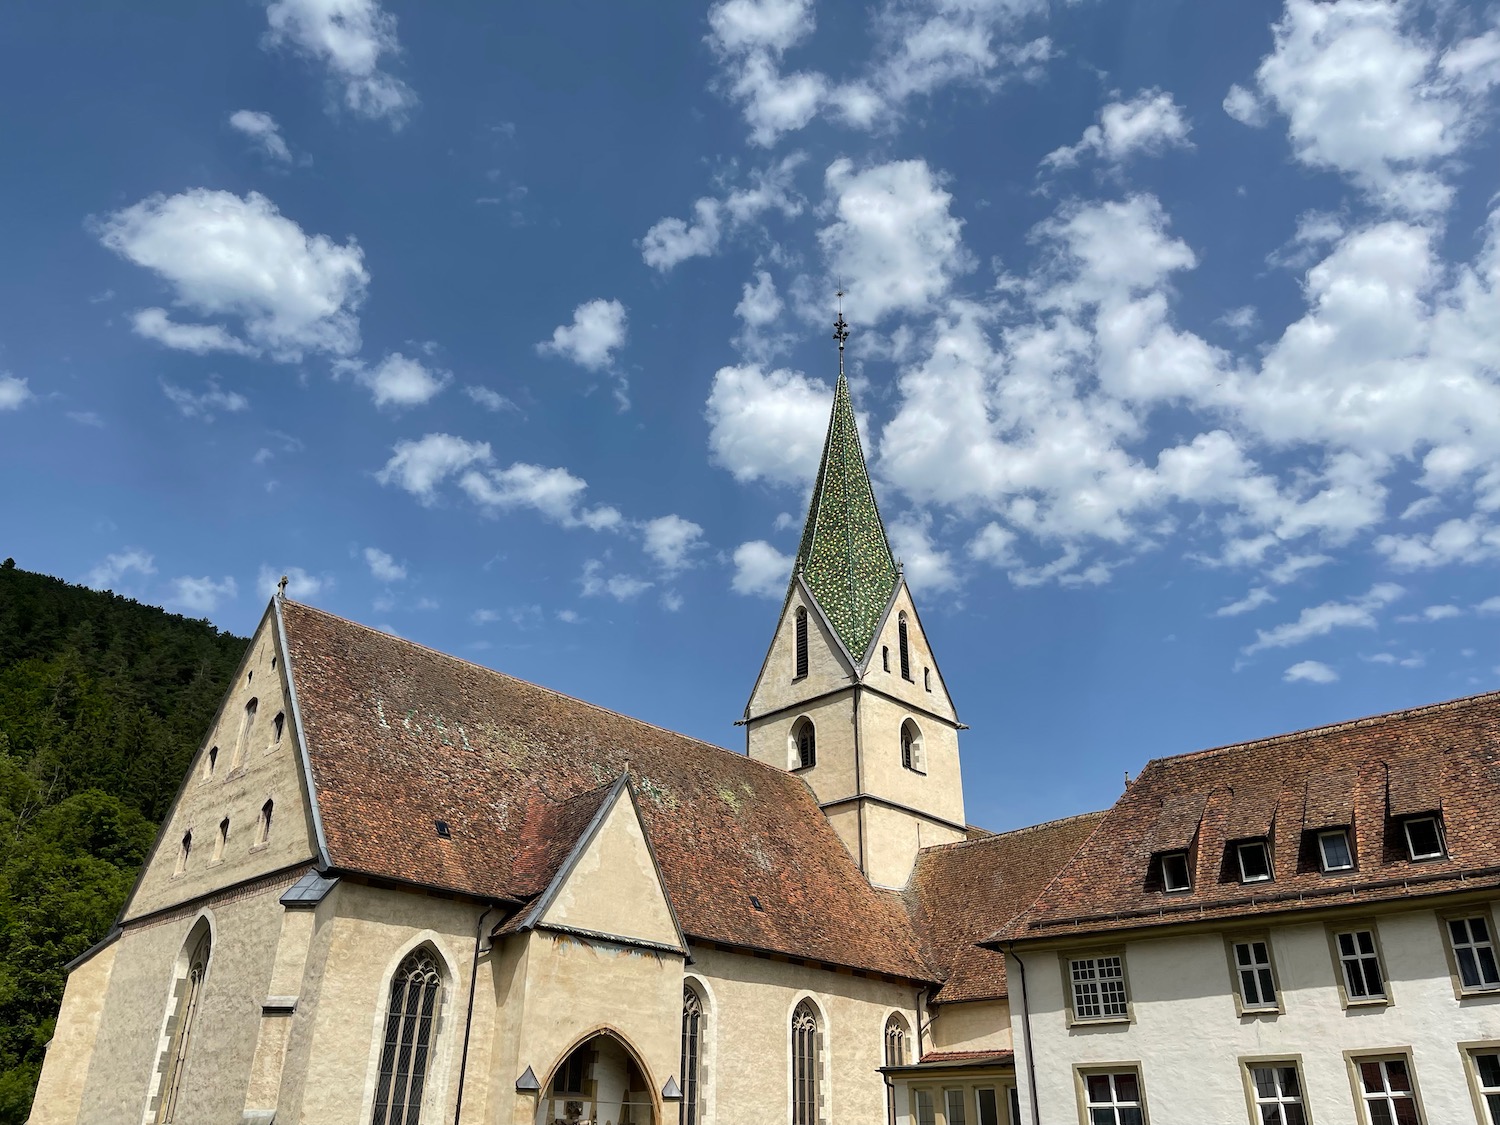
[742,311,967,889]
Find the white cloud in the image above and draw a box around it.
[708,0,814,55]
[819,158,968,323]
[340,352,450,408]
[1216,587,1275,617]
[1240,0,1478,212]
[537,298,627,371]
[1284,659,1339,683]
[642,515,706,573]
[167,575,238,615]
[98,189,368,361]
[1222,83,1268,126]
[661,590,685,612]
[640,156,804,271]
[458,463,622,530]
[1043,89,1192,169]
[160,377,249,421]
[464,385,516,412]
[889,516,958,592]
[1216,306,1259,336]
[580,559,652,601]
[706,363,829,486]
[641,200,722,272]
[84,549,156,591]
[1365,649,1425,668]
[731,540,793,597]
[68,411,104,428]
[263,0,416,125]
[376,433,492,501]
[363,546,406,583]
[229,110,293,162]
[1478,596,1500,615]
[0,374,33,411]
[1266,553,1333,584]
[1244,583,1403,653]
[257,565,329,600]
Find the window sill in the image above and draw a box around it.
[1067,1015,1131,1028]
[1238,1004,1281,1017]
[1343,996,1390,1009]
[1457,985,1500,1000]
[249,842,270,854]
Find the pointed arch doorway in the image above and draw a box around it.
[537,1030,658,1125]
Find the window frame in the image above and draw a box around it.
[1158,850,1192,893]
[1317,828,1355,873]
[1061,949,1133,1026]
[898,613,912,681]
[1439,906,1500,999]
[1223,933,1283,1016]
[1236,839,1273,884]
[790,998,824,1125]
[793,607,809,681]
[1073,1063,1148,1125]
[900,718,925,774]
[1460,1039,1500,1125]
[790,717,817,771]
[1402,814,1446,862]
[1238,1055,1309,1125]
[682,983,706,1125]
[1326,921,1391,1008]
[1343,1050,1425,1125]
[370,947,445,1125]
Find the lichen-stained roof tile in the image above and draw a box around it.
[995,691,1500,943]
[280,600,932,980]
[792,372,898,662]
[905,812,1106,1003]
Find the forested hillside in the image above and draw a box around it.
[0,560,246,1122]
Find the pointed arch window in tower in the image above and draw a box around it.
[792,1001,821,1125]
[372,948,443,1125]
[901,720,924,773]
[682,984,705,1125]
[898,615,912,681]
[792,718,817,770]
[794,608,809,680]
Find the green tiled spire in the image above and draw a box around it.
[793,370,899,662]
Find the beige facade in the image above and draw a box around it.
[1010,894,1500,1124]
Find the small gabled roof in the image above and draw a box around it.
[905,812,1106,1003]
[278,600,932,980]
[993,690,1500,943]
[791,372,898,663]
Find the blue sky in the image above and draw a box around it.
[5,0,1500,833]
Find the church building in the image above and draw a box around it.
[27,339,1500,1125]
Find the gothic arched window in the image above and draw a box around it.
[901,720,923,773]
[232,698,258,769]
[794,608,809,679]
[258,799,274,844]
[792,718,817,770]
[156,926,211,1123]
[883,1013,909,1067]
[175,831,192,876]
[682,984,705,1125]
[898,614,912,681]
[792,1001,821,1125]
[372,948,443,1125]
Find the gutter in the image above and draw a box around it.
[453,901,500,1125]
[1005,944,1040,1125]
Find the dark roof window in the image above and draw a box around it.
[1403,814,1445,861]
[434,819,452,839]
[1318,828,1354,872]
[1160,850,1191,892]
[1236,840,1272,884]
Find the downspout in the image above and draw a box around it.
[1006,944,1040,1125]
[853,685,867,873]
[453,902,498,1125]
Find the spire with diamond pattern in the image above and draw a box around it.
[792,316,899,663]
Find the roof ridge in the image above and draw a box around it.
[278,599,802,783]
[1137,688,1500,773]
[919,809,1109,855]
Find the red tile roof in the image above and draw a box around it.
[280,601,932,979]
[918,1050,1014,1065]
[905,812,1106,1002]
[995,691,1500,942]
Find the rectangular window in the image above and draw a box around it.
[1450,916,1500,991]
[1160,852,1191,892]
[976,1088,999,1125]
[1470,1050,1500,1124]
[1250,1063,1307,1125]
[1355,1056,1421,1125]
[1335,929,1386,1001]
[914,1089,936,1125]
[945,1088,969,1125]
[1082,1070,1145,1125]
[1403,816,1444,861]
[1070,955,1129,1021]
[1319,829,1354,872]
[1237,840,1272,883]
[1233,940,1278,1009]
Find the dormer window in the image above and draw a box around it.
[1160,850,1192,892]
[793,608,809,680]
[1318,828,1354,872]
[1236,839,1272,883]
[1403,814,1445,861]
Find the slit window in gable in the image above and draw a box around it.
[794,608,809,680]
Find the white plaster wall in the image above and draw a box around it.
[746,586,853,719]
[929,999,1013,1053]
[864,585,957,722]
[27,943,117,1125]
[690,945,919,1125]
[858,692,965,829]
[749,692,859,805]
[1012,898,1500,1124]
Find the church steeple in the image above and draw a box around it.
[791,368,898,664]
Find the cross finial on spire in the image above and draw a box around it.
[833,290,849,379]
